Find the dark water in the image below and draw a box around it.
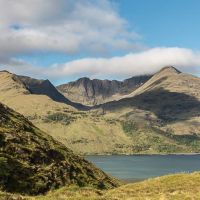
[86,155,200,182]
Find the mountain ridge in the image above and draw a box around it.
[95,66,200,138]
[57,75,152,106]
[1,66,200,155]
[17,75,89,110]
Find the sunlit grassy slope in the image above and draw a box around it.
[1,68,200,155]
[2,172,200,200]
[105,172,200,200]
[101,66,200,137]
[0,71,133,155]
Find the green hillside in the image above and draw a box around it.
[2,172,200,200]
[1,68,200,155]
[0,103,119,195]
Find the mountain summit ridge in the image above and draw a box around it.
[0,71,88,110]
[158,66,181,74]
[57,75,152,106]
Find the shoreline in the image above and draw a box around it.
[84,153,200,156]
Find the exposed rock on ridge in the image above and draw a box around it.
[57,75,152,105]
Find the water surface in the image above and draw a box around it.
[86,155,200,182]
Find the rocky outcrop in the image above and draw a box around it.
[57,75,151,105]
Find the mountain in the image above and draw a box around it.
[0,71,134,155]
[0,102,119,195]
[0,70,75,116]
[94,66,200,152]
[57,75,151,106]
[100,66,200,123]
[17,75,88,110]
[1,67,200,155]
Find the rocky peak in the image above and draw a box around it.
[57,75,151,105]
[158,66,181,74]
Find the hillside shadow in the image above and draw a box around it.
[18,77,89,111]
[102,88,200,123]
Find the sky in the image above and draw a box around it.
[0,0,200,85]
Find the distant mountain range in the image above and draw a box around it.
[0,66,200,155]
[57,75,152,106]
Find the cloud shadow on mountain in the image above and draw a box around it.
[101,88,200,123]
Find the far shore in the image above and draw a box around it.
[84,153,200,156]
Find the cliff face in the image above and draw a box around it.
[57,75,151,105]
[0,103,119,195]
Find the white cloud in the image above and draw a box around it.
[50,47,200,79]
[0,0,141,61]
[0,1,199,83]
[2,47,200,82]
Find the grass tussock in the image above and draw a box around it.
[2,172,200,200]
[105,172,200,200]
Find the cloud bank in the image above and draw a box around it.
[0,0,140,62]
[2,47,200,82]
[0,1,199,83]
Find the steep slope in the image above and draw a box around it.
[0,70,30,97]
[0,70,77,117]
[0,102,119,195]
[57,75,151,106]
[101,66,200,123]
[17,75,88,110]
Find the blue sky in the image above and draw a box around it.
[0,0,200,85]
[20,0,200,64]
[119,0,200,50]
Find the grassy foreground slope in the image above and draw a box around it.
[2,172,200,200]
[105,172,200,200]
[0,102,119,195]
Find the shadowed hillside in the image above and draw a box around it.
[95,66,200,137]
[0,103,119,195]
[17,75,88,110]
[101,88,200,122]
